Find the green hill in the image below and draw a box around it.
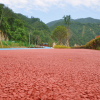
[46,19,63,27]
[47,17,100,27]
[47,19,100,46]
[0,4,52,45]
[73,17,100,23]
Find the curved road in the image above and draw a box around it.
[0,49,100,99]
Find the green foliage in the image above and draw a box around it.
[13,28,27,42]
[31,30,44,45]
[47,19,63,27]
[0,4,4,18]
[48,20,100,46]
[63,15,72,28]
[85,35,100,49]
[0,17,10,40]
[0,41,30,48]
[51,26,67,44]
[27,44,36,48]
[73,17,100,23]
[47,17,100,27]
[0,4,52,46]
[54,45,71,49]
[96,46,100,50]
[0,45,9,48]
[71,45,86,49]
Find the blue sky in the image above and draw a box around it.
[0,0,100,24]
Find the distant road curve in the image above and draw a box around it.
[0,46,52,50]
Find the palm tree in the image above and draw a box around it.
[63,15,72,46]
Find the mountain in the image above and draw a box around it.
[47,17,100,27]
[0,4,52,45]
[46,19,63,27]
[47,18,100,46]
[73,17,100,23]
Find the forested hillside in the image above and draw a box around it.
[47,18,100,46]
[1,3,100,47]
[0,4,52,45]
[73,17,100,23]
[47,17,100,27]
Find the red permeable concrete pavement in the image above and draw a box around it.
[0,49,100,100]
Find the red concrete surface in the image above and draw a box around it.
[0,49,100,100]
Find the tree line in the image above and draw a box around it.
[0,4,53,46]
[49,17,100,46]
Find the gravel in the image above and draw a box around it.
[0,49,100,100]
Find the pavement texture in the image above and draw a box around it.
[0,49,100,100]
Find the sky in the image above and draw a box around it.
[0,0,100,24]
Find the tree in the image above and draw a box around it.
[7,17,15,31]
[0,4,5,26]
[32,30,41,45]
[13,28,27,42]
[35,35,41,45]
[51,26,67,44]
[0,4,12,27]
[0,4,13,40]
[15,19,24,29]
[63,15,72,46]
[0,4,52,45]
[0,17,10,40]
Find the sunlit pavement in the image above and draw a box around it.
[0,49,100,99]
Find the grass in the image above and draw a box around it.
[0,41,45,48]
[27,44,37,48]
[0,45,10,48]
[54,45,71,49]
[54,44,100,51]
[0,41,29,48]
[71,45,86,49]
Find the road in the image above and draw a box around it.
[0,49,100,99]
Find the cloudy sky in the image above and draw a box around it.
[0,0,100,23]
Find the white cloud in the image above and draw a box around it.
[0,0,100,12]
[65,0,100,7]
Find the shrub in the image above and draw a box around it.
[85,35,100,49]
[0,41,29,48]
[0,45,9,48]
[71,45,86,49]
[54,45,71,49]
[28,45,36,48]
[96,46,100,50]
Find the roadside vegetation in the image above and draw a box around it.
[85,35,100,50]
[72,35,100,50]
[51,15,100,50]
[0,4,100,50]
[54,45,71,49]
[48,18,100,47]
[0,41,30,48]
[0,4,53,48]
[53,35,100,50]
[51,26,67,44]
